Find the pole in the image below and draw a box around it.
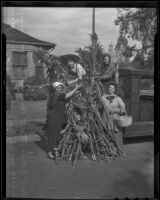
[92,7,96,78]
[92,7,95,35]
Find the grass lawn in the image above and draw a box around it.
[7,100,47,120]
[6,98,47,136]
[6,121,46,137]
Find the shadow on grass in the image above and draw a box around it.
[35,139,49,154]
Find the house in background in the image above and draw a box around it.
[3,23,56,89]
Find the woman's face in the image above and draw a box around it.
[55,85,63,93]
[108,85,115,95]
[104,56,110,64]
[68,61,74,67]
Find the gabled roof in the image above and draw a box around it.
[2,23,56,50]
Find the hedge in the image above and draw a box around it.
[22,76,48,101]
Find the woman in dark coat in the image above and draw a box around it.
[47,82,82,159]
[100,54,126,102]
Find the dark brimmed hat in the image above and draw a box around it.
[60,54,80,65]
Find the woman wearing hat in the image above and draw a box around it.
[101,82,126,153]
[67,60,86,85]
[47,81,83,159]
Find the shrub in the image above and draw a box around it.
[22,76,48,101]
[23,75,47,87]
[22,86,48,101]
[6,75,16,110]
[6,75,16,99]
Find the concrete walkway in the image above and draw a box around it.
[7,134,41,143]
[6,118,46,144]
[7,118,46,127]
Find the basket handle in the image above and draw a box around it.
[118,107,127,117]
[124,108,127,116]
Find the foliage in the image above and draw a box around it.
[23,75,47,87]
[34,48,66,83]
[114,8,157,66]
[115,8,157,49]
[107,44,115,60]
[115,33,137,63]
[76,34,107,74]
[6,74,16,95]
[144,56,154,69]
[22,86,48,101]
[35,34,125,167]
[22,75,48,101]
[6,75,16,110]
[57,34,126,167]
[130,53,154,69]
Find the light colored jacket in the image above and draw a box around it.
[101,94,125,132]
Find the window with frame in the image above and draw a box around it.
[33,52,44,78]
[140,77,154,90]
[12,51,28,80]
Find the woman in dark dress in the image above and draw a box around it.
[47,82,82,159]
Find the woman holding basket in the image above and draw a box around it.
[101,82,126,150]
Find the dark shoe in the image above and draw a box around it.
[53,148,61,157]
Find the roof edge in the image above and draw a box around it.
[7,40,56,47]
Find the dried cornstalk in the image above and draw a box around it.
[35,35,125,167]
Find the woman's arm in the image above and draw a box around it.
[66,84,82,100]
[39,84,50,89]
[67,79,78,86]
[118,97,126,114]
[109,97,125,115]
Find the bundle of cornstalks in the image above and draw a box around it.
[58,77,125,167]
[35,35,125,167]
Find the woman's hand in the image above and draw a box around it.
[109,108,121,114]
[67,79,78,86]
[76,83,83,90]
[119,108,126,116]
[110,108,125,115]
[66,84,83,100]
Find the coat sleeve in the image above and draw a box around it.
[117,97,126,113]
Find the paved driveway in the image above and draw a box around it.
[6,141,154,199]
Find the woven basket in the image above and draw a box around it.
[115,110,133,127]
